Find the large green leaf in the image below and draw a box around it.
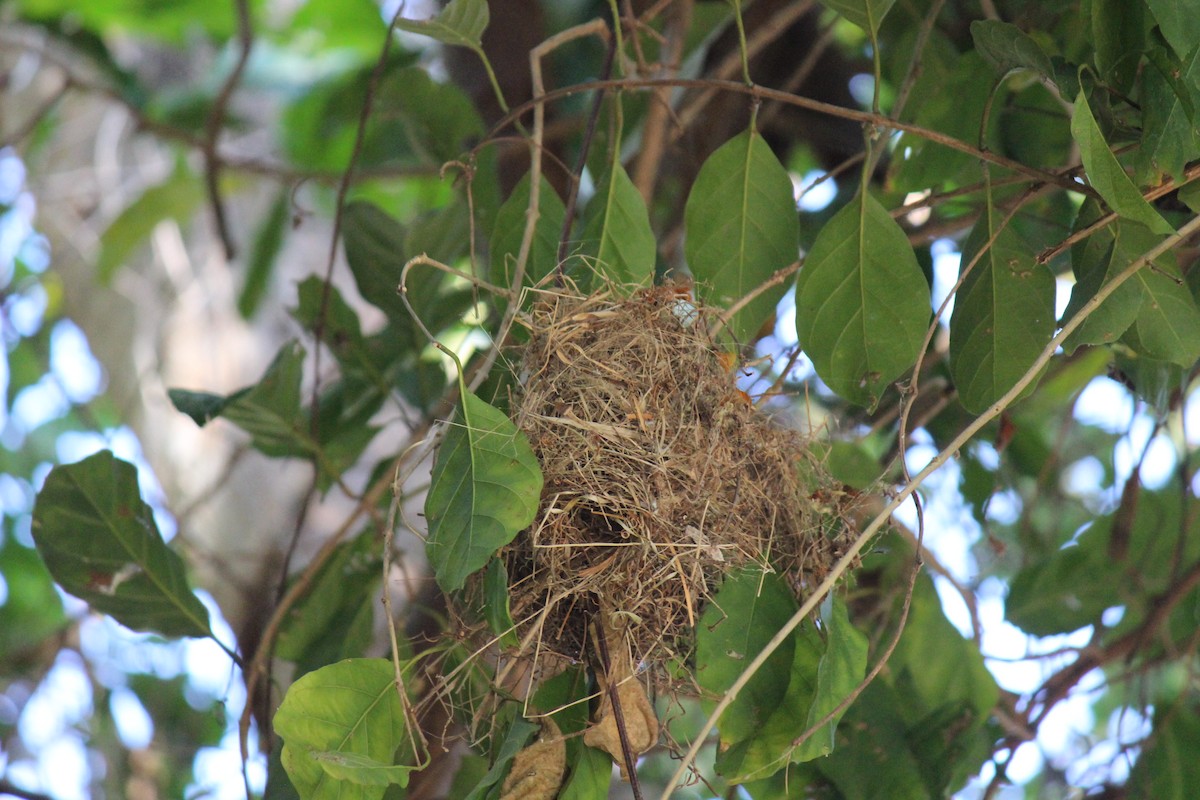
[716,620,824,782]
[949,198,1055,413]
[818,0,897,34]
[287,0,387,60]
[580,163,655,286]
[424,391,543,592]
[1142,0,1200,60]
[393,0,488,51]
[889,51,992,192]
[890,578,999,729]
[16,0,244,44]
[796,596,868,761]
[489,173,566,292]
[169,342,335,469]
[814,681,930,800]
[275,658,414,800]
[291,278,392,400]
[685,127,798,343]
[795,190,929,408]
[1091,0,1143,93]
[30,450,212,639]
[371,66,485,165]
[696,568,796,750]
[1136,44,1200,184]
[1071,89,1174,234]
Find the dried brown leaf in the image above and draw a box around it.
[500,717,565,800]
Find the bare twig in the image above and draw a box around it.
[201,0,254,260]
[487,78,1086,194]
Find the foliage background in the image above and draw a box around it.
[3,0,1200,798]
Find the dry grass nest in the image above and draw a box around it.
[493,283,854,681]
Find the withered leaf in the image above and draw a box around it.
[500,717,566,800]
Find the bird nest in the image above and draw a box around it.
[491,284,850,679]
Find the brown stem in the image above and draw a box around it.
[201,0,254,260]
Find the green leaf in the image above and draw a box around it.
[889,51,992,192]
[463,714,538,800]
[795,190,929,408]
[489,173,566,292]
[97,163,204,283]
[716,620,824,782]
[1128,699,1200,800]
[890,577,999,728]
[818,0,897,34]
[394,0,488,51]
[1142,0,1200,60]
[580,163,655,286]
[559,743,612,800]
[30,450,212,639]
[1006,545,1117,635]
[239,191,290,319]
[969,20,1054,79]
[342,201,475,352]
[814,681,930,800]
[823,440,883,490]
[424,391,543,593]
[697,567,796,749]
[220,341,314,458]
[343,200,419,322]
[1062,214,1149,352]
[0,537,69,655]
[276,531,381,675]
[308,751,414,788]
[167,389,241,426]
[796,596,868,761]
[1125,257,1200,366]
[292,278,373,379]
[685,127,798,343]
[372,66,484,165]
[531,668,612,800]
[287,0,388,61]
[1071,88,1174,234]
[275,658,411,800]
[1091,0,1144,93]
[17,0,244,44]
[949,197,1055,414]
[483,557,518,647]
[1136,44,1200,184]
